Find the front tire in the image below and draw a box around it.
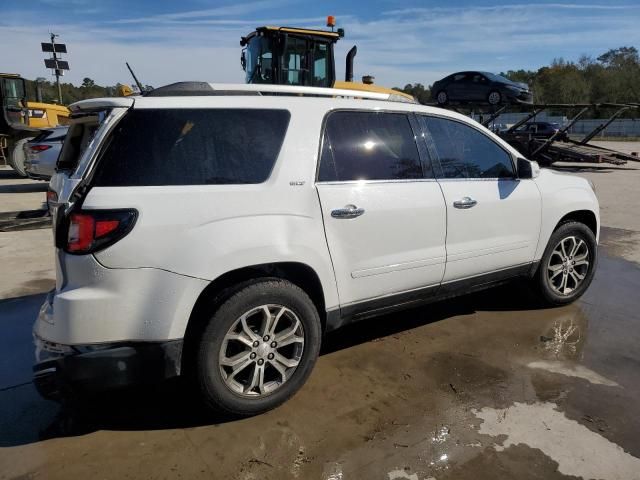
[533,222,597,306]
[436,90,448,105]
[196,279,321,416]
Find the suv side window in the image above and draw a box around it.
[318,111,423,182]
[93,109,290,186]
[421,116,514,179]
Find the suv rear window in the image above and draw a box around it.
[92,109,290,186]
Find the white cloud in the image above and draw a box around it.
[115,0,293,24]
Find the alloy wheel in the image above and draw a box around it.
[488,91,501,105]
[219,304,305,397]
[547,236,590,295]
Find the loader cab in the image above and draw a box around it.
[241,27,342,88]
[0,74,28,133]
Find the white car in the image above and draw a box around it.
[34,83,599,415]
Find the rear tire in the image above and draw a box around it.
[9,138,31,177]
[196,279,321,416]
[533,222,597,306]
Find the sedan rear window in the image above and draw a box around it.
[92,109,290,186]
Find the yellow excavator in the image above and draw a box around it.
[0,73,70,176]
[240,16,414,101]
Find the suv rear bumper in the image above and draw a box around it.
[33,335,182,400]
[34,255,208,345]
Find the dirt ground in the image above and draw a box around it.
[1,143,640,480]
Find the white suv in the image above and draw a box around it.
[35,83,599,415]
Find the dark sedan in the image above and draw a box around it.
[432,71,533,106]
[515,121,567,140]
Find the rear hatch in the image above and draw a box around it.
[50,97,134,291]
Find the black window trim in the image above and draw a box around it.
[315,108,434,184]
[416,113,518,181]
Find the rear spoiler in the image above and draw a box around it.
[68,97,135,113]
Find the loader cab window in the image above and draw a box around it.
[283,36,310,85]
[1,77,27,126]
[283,37,332,87]
[313,43,329,86]
[245,36,273,84]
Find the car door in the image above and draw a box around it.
[470,73,490,101]
[419,114,541,282]
[447,73,470,102]
[316,110,447,309]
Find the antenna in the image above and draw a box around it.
[126,62,145,93]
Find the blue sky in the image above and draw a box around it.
[1,0,640,88]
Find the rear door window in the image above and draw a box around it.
[56,115,102,171]
[420,115,515,179]
[92,109,290,186]
[318,111,423,182]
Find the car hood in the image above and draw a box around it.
[506,81,529,91]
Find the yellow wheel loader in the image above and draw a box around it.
[0,73,70,176]
[240,17,414,102]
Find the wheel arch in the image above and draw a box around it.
[555,209,598,236]
[181,261,327,375]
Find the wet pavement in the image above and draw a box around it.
[2,155,640,480]
[1,231,640,480]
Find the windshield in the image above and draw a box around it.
[245,36,273,84]
[482,72,522,86]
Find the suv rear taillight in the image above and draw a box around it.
[63,209,137,255]
[30,145,52,153]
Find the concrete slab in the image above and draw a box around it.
[1,144,640,479]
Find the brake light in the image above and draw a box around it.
[30,145,52,153]
[68,214,95,252]
[46,190,58,204]
[64,209,137,254]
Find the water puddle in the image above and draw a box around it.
[539,314,583,359]
[527,360,620,387]
[474,401,640,480]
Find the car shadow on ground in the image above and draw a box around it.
[0,169,22,179]
[0,281,549,447]
[0,183,47,194]
[551,164,639,173]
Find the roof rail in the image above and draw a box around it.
[145,82,415,103]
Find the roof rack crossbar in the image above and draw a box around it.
[209,83,403,101]
[146,82,414,103]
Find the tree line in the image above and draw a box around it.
[395,46,640,115]
[25,77,152,105]
[24,46,639,111]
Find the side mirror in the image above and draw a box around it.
[517,157,540,179]
[240,50,247,71]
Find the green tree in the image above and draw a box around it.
[81,77,96,88]
[394,83,431,104]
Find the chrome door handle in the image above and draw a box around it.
[331,204,365,219]
[453,197,477,209]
